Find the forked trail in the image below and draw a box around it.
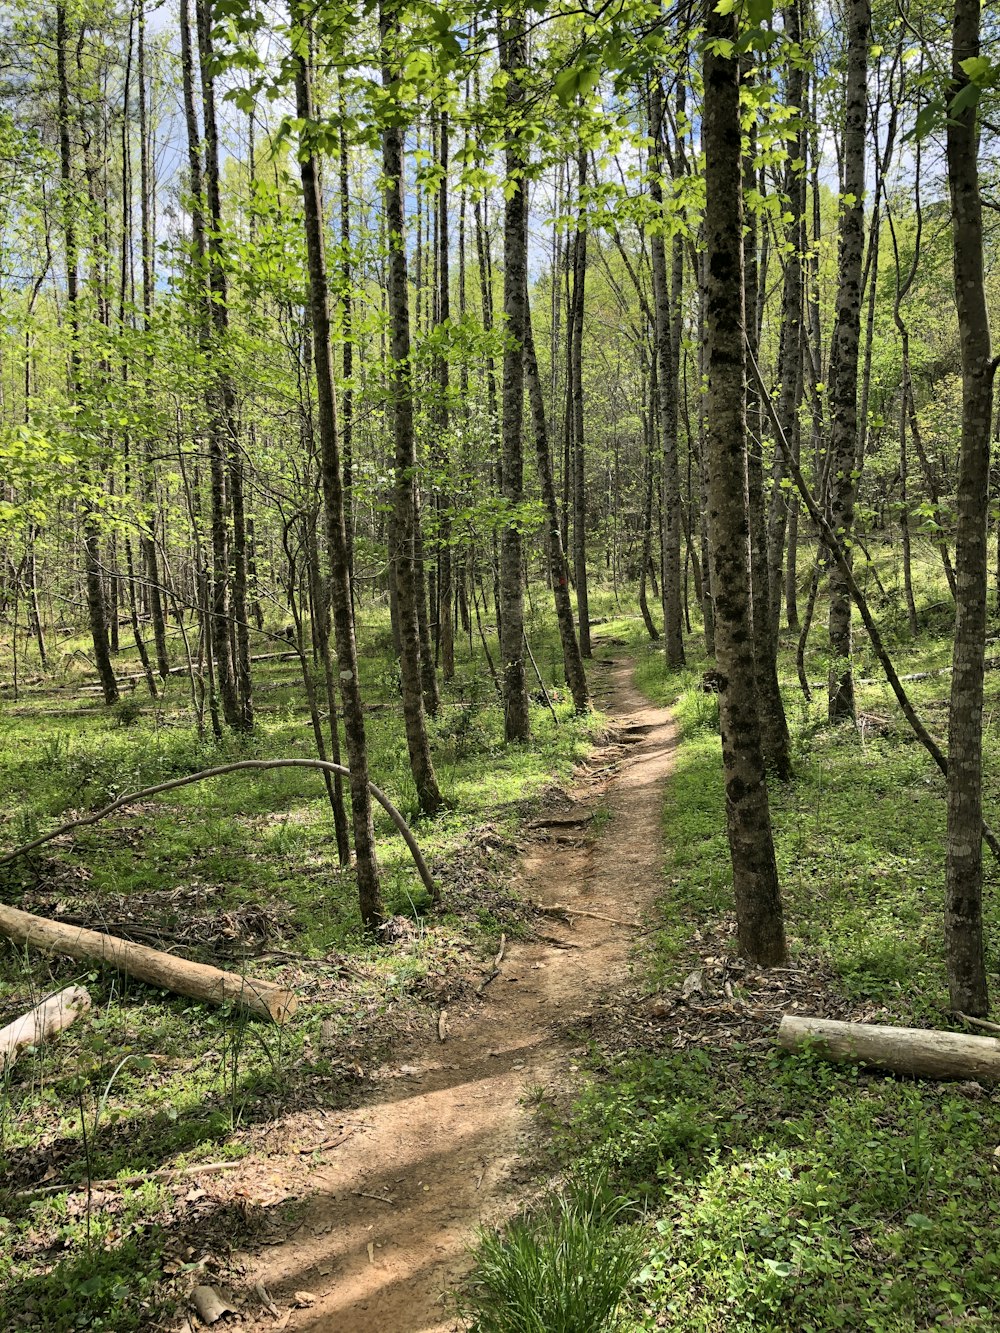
[246,658,676,1332]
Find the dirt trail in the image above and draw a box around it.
[245,657,676,1332]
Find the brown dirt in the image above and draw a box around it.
[238,658,677,1332]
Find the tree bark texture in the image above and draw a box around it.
[381,54,443,816]
[702,2,787,967]
[0,904,295,1023]
[498,3,530,743]
[743,106,790,779]
[944,0,994,1017]
[779,1015,1000,1082]
[826,0,870,721]
[766,0,806,643]
[649,79,685,667]
[56,2,118,708]
[522,279,590,714]
[293,11,383,928]
[570,145,591,659]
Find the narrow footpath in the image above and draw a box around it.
[246,656,677,1331]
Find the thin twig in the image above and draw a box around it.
[14,1158,246,1199]
[0,758,439,901]
[534,904,639,928]
[956,1012,1000,1035]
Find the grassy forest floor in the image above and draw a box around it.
[1,542,1000,1330]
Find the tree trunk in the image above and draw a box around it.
[0,986,91,1073]
[498,3,530,743]
[196,0,253,733]
[638,358,661,641]
[649,79,685,667]
[826,0,870,722]
[570,145,591,659]
[292,7,383,929]
[137,3,170,682]
[944,0,994,1017]
[56,2,118,708]
[380,37,443,816]
[522,273,590,714]
[435,112,455,683]
[338,86,355,586]
[0,904,295,1024]
[766,0,806,642]
[702,0,786,967]
[743,104,790,779]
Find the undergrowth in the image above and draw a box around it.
[0,592,622,1330]
[544,544,1000,1330]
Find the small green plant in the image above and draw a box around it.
[460,1177,643,1333]
[112,697,144,728]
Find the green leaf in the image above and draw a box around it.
[763,1258,794,1277]
[950,82,982,117]
[554,66,581,105]
[959,56,992,85]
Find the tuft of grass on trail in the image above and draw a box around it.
[554,542,1000,1331]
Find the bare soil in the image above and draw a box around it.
[233,657,676,1332]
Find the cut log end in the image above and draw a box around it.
[0,985,92,1073]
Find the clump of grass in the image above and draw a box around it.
[460,1177,644,1333]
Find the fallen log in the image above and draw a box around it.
[0,985,91,1072]
[0,757,438,903]
[778,1014,1000,1082]
[0,905,296,1023]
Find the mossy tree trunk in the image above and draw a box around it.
[702,0,787,967]
[944,0,995,1017]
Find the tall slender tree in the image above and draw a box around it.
[944,0,994,1017]
[498,1,530,743]
[826,0,870,722]
[380,4,443,815]
[292,5,382,929]
[701,0,786,967]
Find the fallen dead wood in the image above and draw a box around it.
[0,985,91,1073]
[534,903,639,929]
[14,1158,247,1199]
[0,756,438,903]
[957,1012,1000,1035]
[778,1014,1000,1081]
[0,903,297,1023]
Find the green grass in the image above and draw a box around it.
[460,1178,645,1333]
[0,597,611,1331]
[551,542,1000,1331]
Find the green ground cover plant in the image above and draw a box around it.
[0,597,615,1330]
[550,548,1000,1330]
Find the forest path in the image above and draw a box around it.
[245,656,676,1332]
